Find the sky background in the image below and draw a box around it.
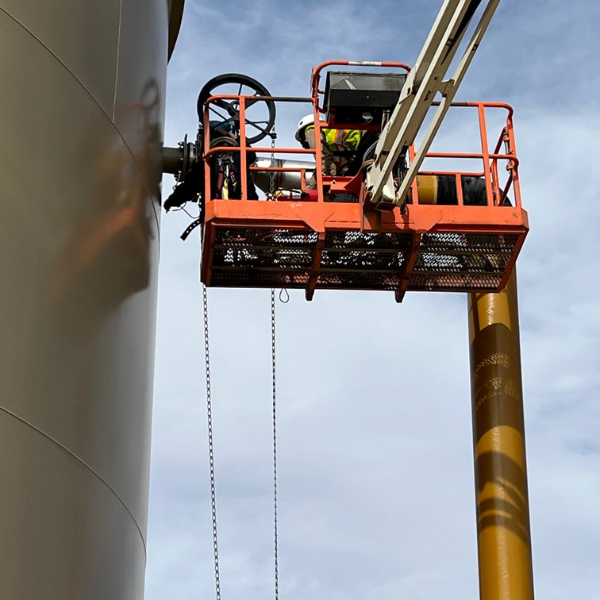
[147,1,600,599]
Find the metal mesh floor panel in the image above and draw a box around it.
[317,270,399,290]
[321,250,406,270]
[325,231,413,250]
[210,269,310,288]
[406,232,518,292]
[214,228,319,248]
[418,233,519,253]
[207,227,521,295]
[409,273,503,292]
[211,227,313,289]
[212,247,313,270]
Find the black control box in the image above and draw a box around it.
[324,71,407,125]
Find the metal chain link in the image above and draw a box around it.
[202,284,280,600]
[270,289,280,600]
[268,130,277,199]
[203,285,222,600]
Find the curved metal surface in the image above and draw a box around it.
[168,0,185,60]
[468,272,535,600]
[0,1,170,598]
[253,157,316,192]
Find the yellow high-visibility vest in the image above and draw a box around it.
[323,128,361,153]
[305,125,361,172]
[305,125,361,152]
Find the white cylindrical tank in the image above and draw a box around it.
[0,1,183,597]
[253,157,316,193]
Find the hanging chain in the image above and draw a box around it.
[203,284,280,600]
[270,289,280,600]
[268,130,277,199]
[203,285,222,600]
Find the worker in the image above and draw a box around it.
[295,114,362,189]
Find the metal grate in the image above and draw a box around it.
[210,268,310,288]
[207,226,520,295]
[317,270,399,290]
[325,231,412,250]
[212,247,312,270]
[321,250,406,270]
[406,232,518,292]
[418,233,519,253]
[319,231,410,289]
[211,228,313,289]
[214,228,319,248]
[409,272,503,292]
[413,252,511,273]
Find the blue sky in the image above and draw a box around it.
[147,1,600,599]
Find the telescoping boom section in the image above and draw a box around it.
[199,61,528,302]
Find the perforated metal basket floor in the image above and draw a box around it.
[204,225,523,300]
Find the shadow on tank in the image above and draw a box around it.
[50,81,162,330]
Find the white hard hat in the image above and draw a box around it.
[295,113,315,142]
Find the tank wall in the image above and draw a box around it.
[0,1,169,598]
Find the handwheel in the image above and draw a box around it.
[197,73,276,145]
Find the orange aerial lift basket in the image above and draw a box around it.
[199,62,528,302]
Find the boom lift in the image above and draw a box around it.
[160,3,535,598]
[163,0,527,302]
[366,0,501,210]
